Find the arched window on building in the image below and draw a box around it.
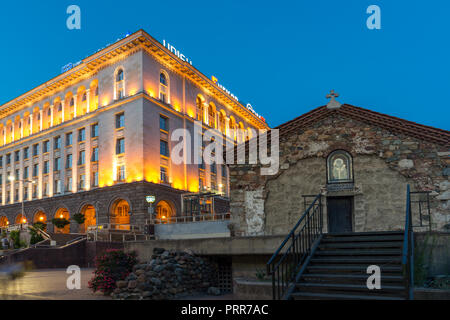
[115,68,125,100]
[218,111,226,135]
[327,150,353,183]
[208,103,216,128]
[159,71,169,103]
[196,95,205,122]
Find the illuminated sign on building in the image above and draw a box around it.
[162,40,193,65]
[61,31,133,74]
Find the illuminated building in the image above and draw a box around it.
[0,30,268,233]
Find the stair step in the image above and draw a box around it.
[296,282,405,294]
[311,257,402,264]
[316,249,402,256]
[306,265,402,275]
[325,231,404,237]
[302,273,404,284]
[319,241,403,249]
[322,235,404,243]
[291,291,405,300]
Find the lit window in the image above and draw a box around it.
[66,132,73,146]
[117,165,126,182]
[116,138,125,155]
[196,96,204,122]
[91,123,99,138]
[208,104,216,128]
[43,161,49,174]
[160,140,169,157]
[54,136,61,150]
[159,72,169,103]
[116,113,125,129]
[92,147,99,162]
[78,150,85,165]
[160,115,169,132]
[327,150,353,183]
[66,154,73,168]
[115,69,125,99]
[92,171,99,187]
[160,166,169,183]
[78,128,86,142]
[43,140,50,153]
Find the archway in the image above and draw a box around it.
[110,199,130,230]
[54,208,70,234]
[33,211,47,231]
[156,200,175,223]
[0,216,9,228]
[15,214,27,225]
[80,204,96,233]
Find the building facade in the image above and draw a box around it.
[229,102,450,236]
[0,30,268,234]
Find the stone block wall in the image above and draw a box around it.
[229,114,449,236]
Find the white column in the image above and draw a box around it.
[39,110,43,131]
[20,119,23,139]
[30,115,33,135]
[73,95,77,118]
[50,105,54,127]
[61,101,65,123]
[86,89,91,113]
[11,124,15,142]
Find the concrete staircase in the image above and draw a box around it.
[292,231,407,300]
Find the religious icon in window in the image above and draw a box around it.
[327,150,353,183]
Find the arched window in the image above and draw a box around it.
[219,112,226,134]
[159,71,169,103]
[115,68,125,100]
[327,150,353,183]
[196,96,204,122]
[208,103,216,128]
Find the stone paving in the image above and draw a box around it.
[0,268,235,300]
[0,268,109,300]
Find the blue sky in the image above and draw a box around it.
[0,0,449,129]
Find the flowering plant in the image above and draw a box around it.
[88,249,137,294]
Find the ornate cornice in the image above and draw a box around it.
[0,30,268,130]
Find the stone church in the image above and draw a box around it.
[229,93,450,236]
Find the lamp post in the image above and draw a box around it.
[8,175,35,227]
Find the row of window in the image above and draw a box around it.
[0,123,99,168]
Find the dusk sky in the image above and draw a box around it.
[1,0,449,129]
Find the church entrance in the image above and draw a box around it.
[327,197,353,233]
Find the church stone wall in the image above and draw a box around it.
[229,114,449,236]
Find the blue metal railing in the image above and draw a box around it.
[266,194,323,300]
[402,185,414,300]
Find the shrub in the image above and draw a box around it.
[51,218,70,229]
[9,230,26,249]
[88,249,137,294]
[72,213,86,225]
[29,223,46,245]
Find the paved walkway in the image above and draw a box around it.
[0,268,109,300]
[0,268,236,300]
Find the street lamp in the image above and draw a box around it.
[8,175,36,226]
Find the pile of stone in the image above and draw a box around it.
[112,248,220,300]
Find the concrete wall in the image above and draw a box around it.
[154,220,231,240]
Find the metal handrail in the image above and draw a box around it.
[402,185,414,300]
[148,212,231,225]
[267,194,323,300]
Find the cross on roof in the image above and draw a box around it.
[326,90,341,109]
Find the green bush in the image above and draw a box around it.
[52,218,70,229]
[88,249,137,294]
[9,230,24,249]
[29,223,46,245]
[71,213,86,225]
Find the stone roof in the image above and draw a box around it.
[276,104,450,147]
